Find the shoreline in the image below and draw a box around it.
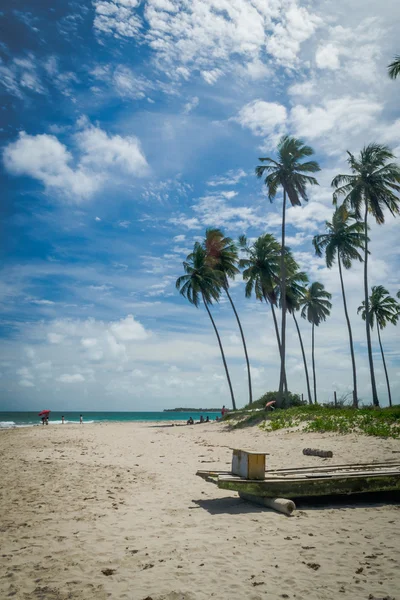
[1,421,399,599]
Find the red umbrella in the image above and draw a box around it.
[38,410,51,416]
[265,401,276,408]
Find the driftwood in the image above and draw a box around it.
[303,448,333,458]
[239,492,295,515]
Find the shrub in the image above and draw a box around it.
[244,390,306,411]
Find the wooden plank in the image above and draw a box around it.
[218,474,400,486]
[216,473,400,498]
[266,461,400,474]
[230,448,269,455]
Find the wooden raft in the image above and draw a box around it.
[196,449,400,505]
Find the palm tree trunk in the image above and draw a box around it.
[377,325,392,407]
[293,313,313,404]
[363,204,379,406]
[270,302,288,393]
[312,322,317,404]
[278,189,287,404]
[224,284,253,405]
[202,294,236,410]
[338,256,358,408]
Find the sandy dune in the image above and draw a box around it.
[1,421,399,600]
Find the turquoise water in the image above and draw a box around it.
[0,411,221,429]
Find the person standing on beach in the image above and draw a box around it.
[61,416,65,424]
[221,405,228,417]
[80,414,83,424]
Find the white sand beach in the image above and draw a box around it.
[1,421,399,600]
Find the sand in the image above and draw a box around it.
[0,421,399,600]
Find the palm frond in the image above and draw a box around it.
[388,55,400,79]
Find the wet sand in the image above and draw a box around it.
[0,421,399,600]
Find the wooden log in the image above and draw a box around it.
[239,492,296,515]
[303,448,333,458]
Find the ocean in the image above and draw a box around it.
[0,411,221,429]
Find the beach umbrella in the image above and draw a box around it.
[265,401,276,408]
[38,410,51,416]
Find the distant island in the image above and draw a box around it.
[164,408,221,412]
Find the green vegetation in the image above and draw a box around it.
[388,55,400,79]
[227,403,400,438]
[164,408,220,412]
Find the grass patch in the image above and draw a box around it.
[239,404,400,438]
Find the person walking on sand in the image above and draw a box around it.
[80,414,83,424]
[221,405,228,417]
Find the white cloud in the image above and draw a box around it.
[0,55,45,99]
[207,169,247,187]
[236,96,384,154]
[81,338,98,349]
[316,43,340,70]
[313,18,383,84]
[201,69,223,85]
[183,96,199,114]
[93,0,142,38]
[291,97,382,147]
[58,373,85,383]
[76,125,149,176]
[118,221,131,228]
[19,379,35,387]
[266,4,321,66]
[288,81,316,99]
[173,234,186,242]
[171,191,268,231]
[47,333,64,344]
[3,132,100,199]
[234,100,287,137]
[17,367,33,379]
[109,315,149,341]
[94,0,320,82]
[3,122,149,200]
[30,299,55,305]
[91,64,153,99]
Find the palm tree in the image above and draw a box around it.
[283,264,313,405]
[313,205,366,407]
[256,136,320,403]
[176,242,236,410]
[358,286,400,407]
[388,55,400,79]
[300,282,332,404]
[204,228,253,405]
[332,144,400,406]
[239,234,287,396]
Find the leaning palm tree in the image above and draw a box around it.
[283,265,313,405]
[358,286,400,407]
[313,205,366,407]
[332,144,400,406]
[388,55,400,79]
[204,228,253,405]
[300,282,332,404]
[176,242,236,410]
[256,136,320,403]
[239,233,287,396]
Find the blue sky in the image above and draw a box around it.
[1,0,399,411]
